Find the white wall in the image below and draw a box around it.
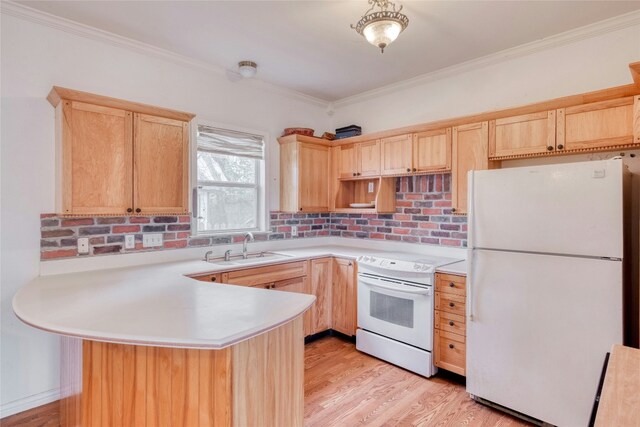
[0,12,331,415]
[332,23,640,133]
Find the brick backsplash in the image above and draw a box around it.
[270,174,467,246]
[40,174,466,260]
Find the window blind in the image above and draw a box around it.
[197,124,264,159]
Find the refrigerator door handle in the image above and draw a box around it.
[467,249,475,321]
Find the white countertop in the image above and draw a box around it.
[435,260,468,275]
[15,241,464,349]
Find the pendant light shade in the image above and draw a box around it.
[351,0,409,53]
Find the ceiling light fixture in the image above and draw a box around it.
[351,0,409,53]
[238,61,257,78]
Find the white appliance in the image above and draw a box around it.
[356,254,459,377]
[467,159,630,426]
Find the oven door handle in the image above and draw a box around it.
[360,278,431,295]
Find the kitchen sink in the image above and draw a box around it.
[207,252,292,266]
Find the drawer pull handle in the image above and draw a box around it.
[449,302,455,307]
[449,282,455,288]
[210,277,216,282]
[449,321,454,326]
[449,344,455,349]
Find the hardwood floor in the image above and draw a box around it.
[1,336,531,427]
[0,401,59,427]
[305,337,532,427]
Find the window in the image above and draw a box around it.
[195,124,266,234]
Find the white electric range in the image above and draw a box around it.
[356,253,461,377]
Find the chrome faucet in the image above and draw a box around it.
[224,249,232,261]
[204,250,213,262]
[242,232,255,259]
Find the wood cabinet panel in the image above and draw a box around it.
[557,96,640,151]
[273,276,312,336]
[298,143,330,212]
[413,128,451,172]
[435,273,466,296]
[310,258,332,334]
[221,261,307,287]
[133,113,189,214]
[332,258,356,336]
[434,329,466,376]
[191,273,222,284]
[489,111,556,158]
[435,310,466,335]
[451,121,491,215]
[338,145,357,179]
[380,134,413,175]
[63,101,133,214]
[358,140,381,177]
[435,292,466,317]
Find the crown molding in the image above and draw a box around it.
[333,9,640,108]
[0,1,331,108]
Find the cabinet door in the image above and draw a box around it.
[332,258,356,336]
[557,96,640,151]
[452,121,489,215]
[380,134,413,175]
[489,111,556,158]
[62,101,133,214]
[310,258,332,334]
[273,276,312,336]
[357,140,381,177]
[413,128,452,172]
[133,113,189,214]
[338,145,357,179]
[298,143,330,212]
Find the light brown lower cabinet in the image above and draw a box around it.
[331,258,357,336]
[194,257,357,338]
[309,258,333,334]
[434,273,467,376]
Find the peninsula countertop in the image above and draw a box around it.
[14,243,464,349]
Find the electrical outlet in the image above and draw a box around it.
[124,234,135,249]
[142,233,163,248]
[368,181,374,193]
[291,226,298,237]
[77,237,89,254]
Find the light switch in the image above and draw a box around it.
[368,182,374,193]
[143,233,163,248]
[291,226,298,237]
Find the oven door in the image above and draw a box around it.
[357,273,433,351]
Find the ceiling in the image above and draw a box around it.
[17,1,640,101]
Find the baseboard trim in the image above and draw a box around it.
[0,388,60,419]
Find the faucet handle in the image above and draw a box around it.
[224,249,232,261]
[204,250,213,262]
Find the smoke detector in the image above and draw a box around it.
[238,61,257,78]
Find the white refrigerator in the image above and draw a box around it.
[467,159,629,427]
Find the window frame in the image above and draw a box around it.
[191,119,269,236]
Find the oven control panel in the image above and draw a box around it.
[357,255,435,274]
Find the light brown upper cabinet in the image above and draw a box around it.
[413,128,452,172]
[338,140,380,178]
[557,96,640,151]
[60,101,133,215]
[279,135,330,212]
[133,114,189,214]
[48,86,194,215]
[452,121,496,215]
[489,111,556,158]
[380,134,413,175]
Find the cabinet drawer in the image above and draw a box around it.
[222,261,307,287]
[435,273,466,296]
[435,292,465,316]
[435,310,465,336]
[435,329,466,376]
[191,273,221,284]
